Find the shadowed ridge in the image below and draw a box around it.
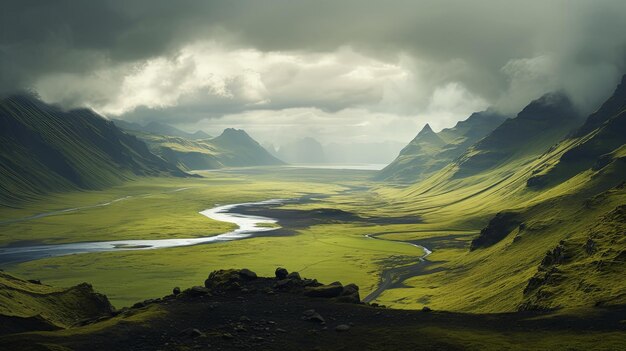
[0,94,188,205]
[454,92,582,178]
[527,77,626,188]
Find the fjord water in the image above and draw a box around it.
[0,199,284,265]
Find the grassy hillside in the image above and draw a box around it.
[0,271,114,335]
[0,94,186,206]
[127,128,284,171]
[372,80,626,312]
[377,110,506,182]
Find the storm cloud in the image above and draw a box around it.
[2,0,626,144]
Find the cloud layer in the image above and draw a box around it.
[2,0,626,145]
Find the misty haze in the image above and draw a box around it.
[1,1,625,350]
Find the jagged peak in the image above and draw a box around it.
[221,127,246,135]
[218,128,251,139]
[417,123,435,136]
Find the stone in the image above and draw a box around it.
[304,284,344,298]
[239,268,258,280]
[205,269,247,291]
[187,286,211,297]
[172,287,181,296]
[335,324,351,332]
[302,309,325,324]
[275,267,289,280]
[180,328,205,338]
[287,272,301,280]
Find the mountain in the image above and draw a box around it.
[140,128,284,170]
[527,76,626,188]
[453,93,582,178]
[377,110,507,181]
[276,137,327,164]
[0,94,186,205]
[112,120,211,140]
[377,81,625,312]
[210,128,284,167]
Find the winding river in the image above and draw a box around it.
[0,199,284,265]
[0,197,432,304]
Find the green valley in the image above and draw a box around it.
[1,3,625,349]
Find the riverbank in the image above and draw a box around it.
[0,199,285,265]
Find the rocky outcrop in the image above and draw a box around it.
[194,268,361,305]
[519,241,570,311]
[470,212,521,250]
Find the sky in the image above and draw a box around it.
[2,0,626,148]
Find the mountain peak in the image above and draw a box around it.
[219,128,251,139]
[417,123,435,136]
[517,92,577,122]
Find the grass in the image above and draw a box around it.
[2,144,624,313]
[2,167,426,308]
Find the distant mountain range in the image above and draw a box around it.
[266,138,405,165]
[123,128,283,171]
[267,137,327,164]
[0,94,187,205]
[111,120,211,140]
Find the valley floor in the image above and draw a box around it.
[1,166,625,349]
[1,167,431,309]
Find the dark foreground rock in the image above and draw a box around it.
[1,269,625,351]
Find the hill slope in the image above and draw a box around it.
[377,110,506,182]
[374,81,625,312]
[0,95,186,206]
[0,271,114,336]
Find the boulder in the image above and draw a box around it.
[205,269,246,290]
[186,286,211,297]
[302,309,325,324]
[335,324,351,332]
[238,268,258,280]
[287,272,301,280]
[275,267,289,280]
[304,284,344,298]
[342,283,359,295]
[336,283,360,303]
[180,328,205,338]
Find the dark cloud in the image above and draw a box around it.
[2,0,626,121]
